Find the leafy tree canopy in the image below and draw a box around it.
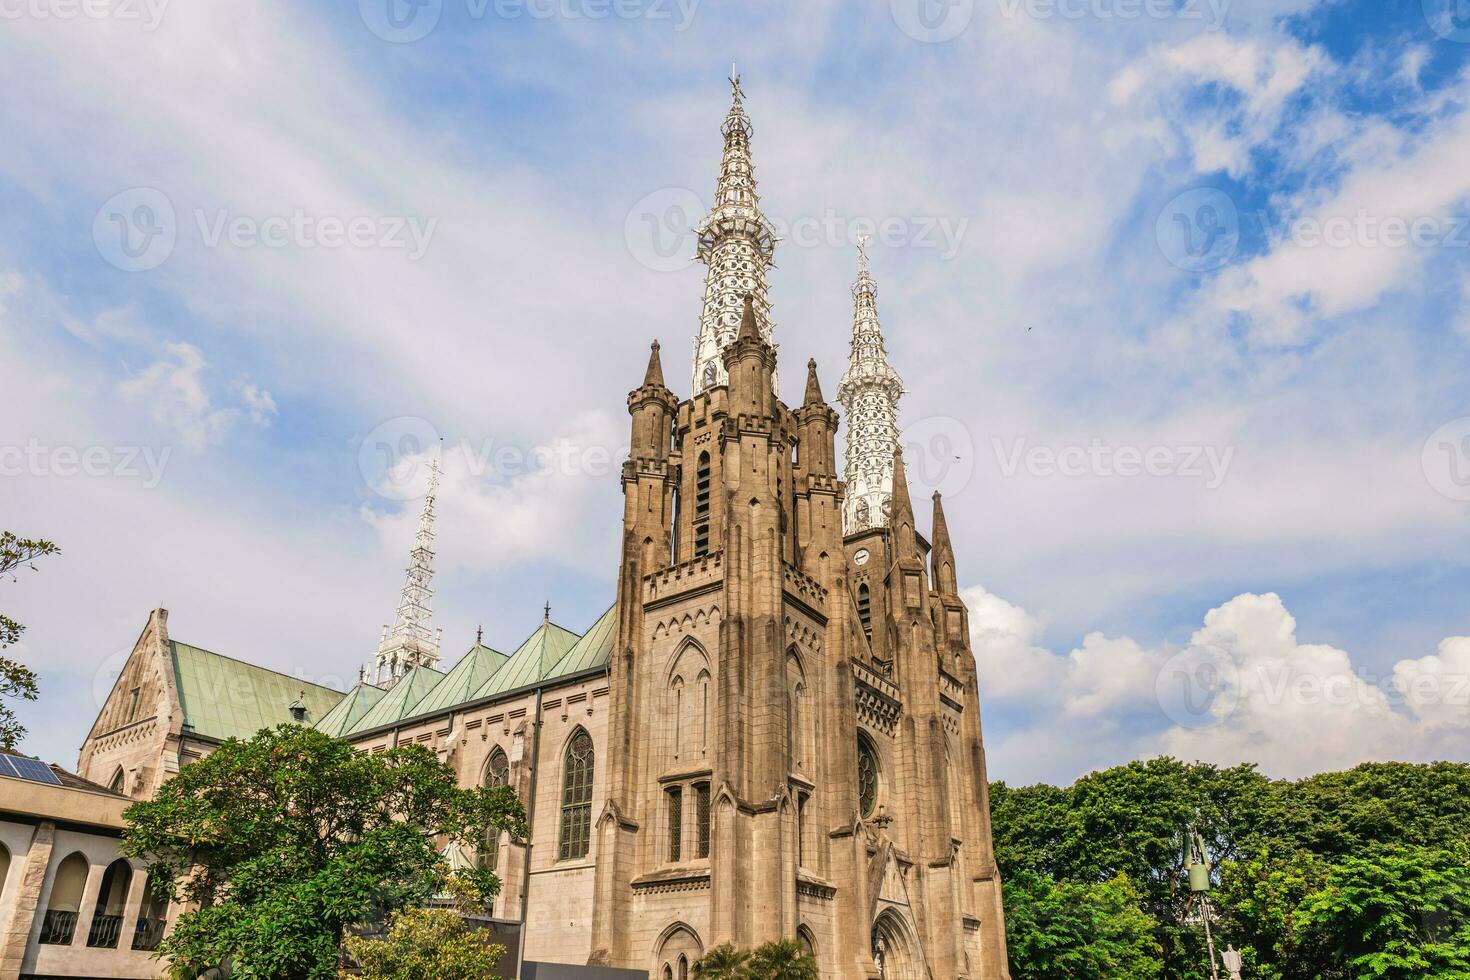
[344,908,508,980]
[123,724,526,980]
[0,530,59,750]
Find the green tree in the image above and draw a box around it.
[343,908,507,980]
[692,944,751,979]
[1004,870,1164,980]
[123,724,526,980]
[745,939,819,980]
[0,531,60,750]
[1294,846,1470,980]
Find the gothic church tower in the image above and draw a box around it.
[591,79,1009,980]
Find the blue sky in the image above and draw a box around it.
[3,0,1470,785]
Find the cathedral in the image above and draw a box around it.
[73,80,1011,979]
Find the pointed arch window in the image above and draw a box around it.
[858,737,879,819]
[558,730,595,861]
[479,748,510,873]
[694,452,712,557]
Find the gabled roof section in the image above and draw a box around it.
[314,683,388,738]
[347,665,446,735]
[170,641,345,743]
[412,643,509,716]
[473,621,581,700]
[545,605,615,678]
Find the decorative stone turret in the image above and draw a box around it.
[690,73,780,396]
[837,239,904,534]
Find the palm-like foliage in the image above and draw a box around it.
[693,940,818,980]
[747,938,819,980]
[692,944,751,979]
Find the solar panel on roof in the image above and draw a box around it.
[0,754,63,785]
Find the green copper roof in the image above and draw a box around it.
[545,605,615,677]
[347,666,446,735]
[472,621,582,700]
[314,683,388,738]
[169,641,345,743]
[411,644,509,717]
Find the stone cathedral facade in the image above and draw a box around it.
[72,81,1009,980]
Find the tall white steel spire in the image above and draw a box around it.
[837,238,904,534]
[374,454,443,686]
[691,72,780,395]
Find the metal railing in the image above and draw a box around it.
[132,917,168,952]
[39,909,77,945]
[87,913,124,948]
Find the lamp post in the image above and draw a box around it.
[1187,827,1222,980]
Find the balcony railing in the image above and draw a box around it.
[39,909,77,945]
[87,914,124,949]
[132,917,168,952]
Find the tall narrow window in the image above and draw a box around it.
[857,584,872,640]
[797,792,809,868]
[678,955,689,980]
[127,687,141,722]
[694,452,711,556]
[667,787,683,862]
[558,731,595,861]
[857,738,879,819]
[695,782,712,859]
[480,748,510,872]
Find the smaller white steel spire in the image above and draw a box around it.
[691,71,780,396]
[374,451,443,686]
[837,237,904,534]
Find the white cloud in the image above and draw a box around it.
[971,587,1470,783]
[234,381,278,427]
[118,342,237,450]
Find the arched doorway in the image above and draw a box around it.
[871,910,922,980]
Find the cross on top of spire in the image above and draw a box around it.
[729,61,743,103]
[857,234,871,274]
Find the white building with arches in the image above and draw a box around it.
[0,752,175,980]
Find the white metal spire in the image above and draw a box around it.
[374,454,443,686]
[837,238,904,534]
[690,73,780,395]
